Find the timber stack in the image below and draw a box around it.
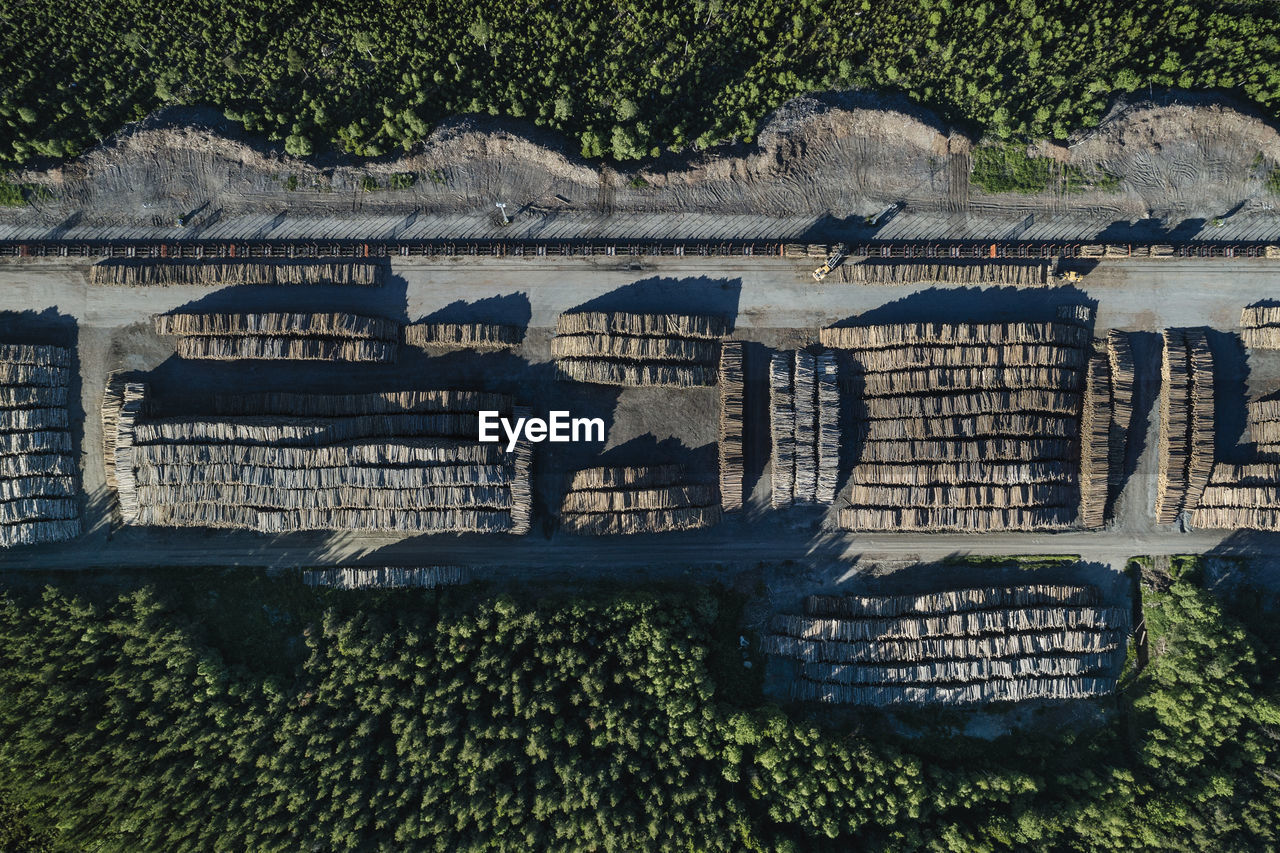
[821,317,1091,531]
[404,322,523,351]
[763,583,1126,705]
[559,464,720,534]
[1105,331,1136,500]
[302,566,470,589]
[552,311,725,387]
[839,260,1051,286]
[1078,341,1112,529]
[1240,304,1280,349]
[0,343,80,547]
[104,387,533,534]
[769,350,840,507]
[91,260,383,287]
[155,312,401,362]
[718,342,745,512]
[1155,329,1214,524]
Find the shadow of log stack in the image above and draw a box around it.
[154,312,401,362]
[762,583,1127,705]
[820,307,1107,531]
[551,311,725,387]
[558,464,720,534]
[101,384,532,535]
[0,343,80,546]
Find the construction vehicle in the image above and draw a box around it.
[812,244,847,281]
[1058,270,1082,283]
[865,202,903,227]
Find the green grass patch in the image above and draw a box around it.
[0,180,48,206]
[971,144,1097,194]
[1267,167,1280,195]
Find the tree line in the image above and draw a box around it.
[0,559,1276,851]
[1,1,1279,166]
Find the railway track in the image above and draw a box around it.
[0,238,1275,261]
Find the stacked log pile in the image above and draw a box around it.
[763,583,1125,705]
[838,261,1051,286]
[1240,304,1280,349]
[1106,331,1136,498]
[1155,329,1214,524]
[821,320,1091,531]
[718,342,745,512]
[91,260,383,287]
[302,566,469,589]
[155,312,400,362]
[770,350,841,507]
[105,387,532,534]
[404,322,523,351]
[559,464,719,534]
[0,344,79,547]
[1078,342,1113,528]
[552,311,725,387]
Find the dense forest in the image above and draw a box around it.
[0,559,1276,851]
[1,1,1279,166]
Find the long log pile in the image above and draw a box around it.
[302,566,469,589]
[1106,331,1136,499]
[1078,342,1113,528]
[0,344,79,547]
[718,342,745,512]
[1240,304,1280,349]
[769,350,840,507]
[822,319,1090,531]
[1155,329,1215,524]
[838,261,1051,286]
[155,312,401,362]
[404,322,523,350]
[552,311,725,387]
[763,583,1125,706]
[104,386,532,534]
[559,464,720,534]
[91,260,383,287]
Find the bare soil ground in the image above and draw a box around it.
[6,94,1280,238]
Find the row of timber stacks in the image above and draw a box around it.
[718,342,745,512]
[154,312,400,362]
[763,583,1126,705]
[552,311,726,387]
[1106,331,1136,501]
[1077,342,1113,529]
[769,350,840,507]
[558,464,720,535]
[102,384,533,535]
[820,311,1094,531]
[404,322,523,351]
[1155,329,1215,524]
[839,260,1051,286]
[1240,304,1280,349]
[302,566,469,589]
[0,344,80,547]
[90,260,383,287]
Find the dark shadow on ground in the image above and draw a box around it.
[1110,331,1160,516]
[156,273,410,323]
[1207,329,1250,461]
[566,276,742,331]
[418,293,532,328]
[740,342,772,516]
[828,285,1095,327]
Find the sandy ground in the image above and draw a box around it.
[5,94,1280,244]
[0,256,1279,590]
